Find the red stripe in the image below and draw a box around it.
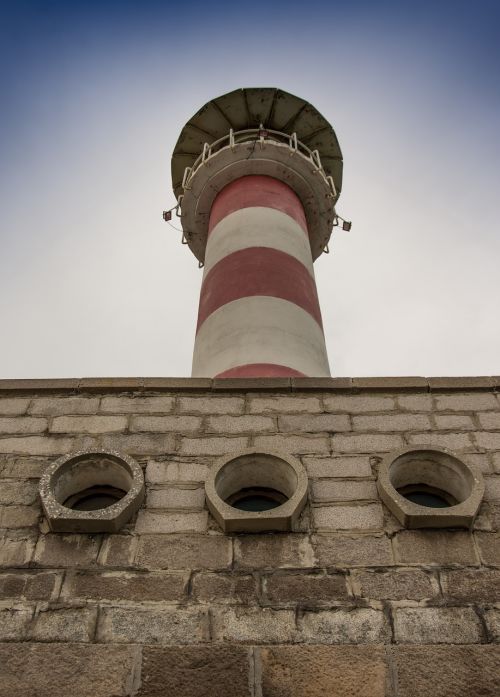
[196,246,323,332]
[215,364,307,378]
[208,175,308,236]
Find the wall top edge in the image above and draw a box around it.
[0,376,498,394]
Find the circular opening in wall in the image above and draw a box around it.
[226,487,288,512]
[397,484,457,509]
[205,449,308,533]
[377,447,485,529]
[39,449,145,533]
[63,485,127,511]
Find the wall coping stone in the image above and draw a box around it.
[0,376,498,394]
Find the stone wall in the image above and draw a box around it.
[0,376,499,696]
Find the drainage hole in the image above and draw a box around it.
[226,487,288,512]
[63,486,127,511]
[397,483,457,509]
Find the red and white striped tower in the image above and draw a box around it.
[171,88,344,378]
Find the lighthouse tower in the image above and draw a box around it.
[171,88,343,378]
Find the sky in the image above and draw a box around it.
[0,0,499,378]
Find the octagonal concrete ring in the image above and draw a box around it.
[39,449,145,533]
[205,448,308,533]
[377,446,484,529]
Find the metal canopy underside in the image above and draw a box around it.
[171,87,343,201]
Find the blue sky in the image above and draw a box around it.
[1,0,499,377]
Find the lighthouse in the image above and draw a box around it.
[171,87,343,378]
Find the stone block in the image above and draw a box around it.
[79,377,145,391]
[473,431,500,450]
[393,530,477,565]
[352,569,437,600]
[143,378,211,390]
[393,607,483,644]
[303,456,372,478]
[135,510,208,534]
[97,606,208,644]
[313,534,393,567]
[100,433,176,456]
[0,572,59,600]
[478,412,500,429]
[212,607,296,643]
[178,396,245,414]
[331,433,404,453]
[352,414,431,432]
[313,504,384,531]
[0,398,30,416]
[397,394,433,411]
[324,395,396,413]
[407,432,472,450]
[278,414,351,433]
[441,568,500,602]
[206,415,276,434]
[253,434,330,455]
[429,377,495,390]
[435,393,498,411]
[0,534,35,567]
[147,486,205,509]
[137,535,232,570]
[0,417,47,435]
[0,378,78,392]
[393,645,500,697]
[434,414,475,430]
[354,377,428,390]
[0,436,76,455]
[311,480,377,502]
[466,453,493,473]
[264,572,348,605]
[34,534,101,568]
[0,505,40,529]
[488,502,500,529]
[130,415,201,433]
[63,570,187,602]
[29,397,100,416]
[31,607,96,642]
[475,532,500,566]
[300,608,388,643]
[100,396,175,414]
[137,646,251,697]
[234,534,315,569]
[50,415,127,434]
[213,378,291,392]
[191,573,256,604]
[260,645,387,697]
[179,437,249,455]
[146,460,208,483]
[0,480,38,505]
[485,609,500,642]
[98,535,136,568]
[0,607,33,640]
[293,377,354,390]
[493,452,500,473]
[248,396,322,414]
[0,643,140,696]
[0,456,49,478]
[485,476,500,500]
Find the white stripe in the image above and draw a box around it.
[204,207,314,277]
[192,296,330,377]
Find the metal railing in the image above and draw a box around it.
[180,127,338,201]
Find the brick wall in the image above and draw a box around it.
[0,377,499,696]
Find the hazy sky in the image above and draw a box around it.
[1,0,499,378]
